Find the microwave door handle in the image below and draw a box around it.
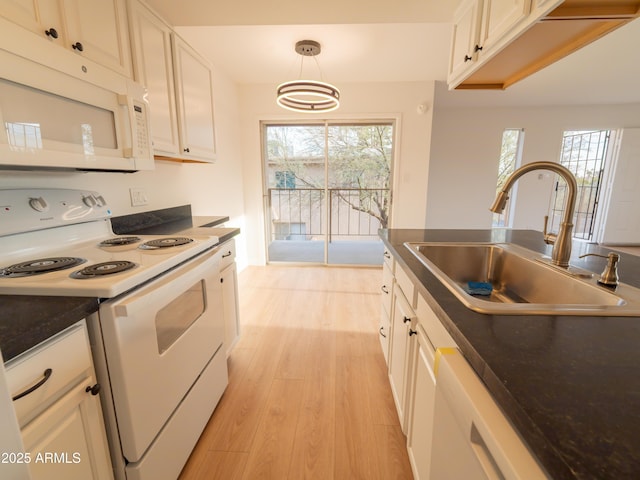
[117,94,136,158]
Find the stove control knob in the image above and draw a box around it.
[29,197,49,212]
[83,195,97,207]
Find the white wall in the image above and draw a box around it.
[238,81,436,265]
[426,95,640,233]
[0,68,249,269]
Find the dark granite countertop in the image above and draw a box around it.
[0,296,98,362]
[111,205,228,236]
[380,229,640,480]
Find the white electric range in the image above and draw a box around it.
[0,188,228,480]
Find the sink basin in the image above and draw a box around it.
[404,242,640,316]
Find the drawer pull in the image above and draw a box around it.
[379,326,387,338]
[383,251,391,259]
[85,384,101,396]
[12,368,53,401]
[381,285,389,294]
[409,329,418,336]
[403,316,411,324]
[222,251,232,258]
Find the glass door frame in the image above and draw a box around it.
[260,118,396,265]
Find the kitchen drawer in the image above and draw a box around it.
[383,247,395,273]
[6,321,92,427]
[395,263,417,308]
[218,238,236,271]
[417,293,457,349]
[381,261,394,316]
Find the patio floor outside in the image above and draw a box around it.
[267,239,384,265]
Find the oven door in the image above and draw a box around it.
[98,247,224,462]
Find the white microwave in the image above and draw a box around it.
[0,47,153,172]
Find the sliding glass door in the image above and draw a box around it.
[263,121,394,265]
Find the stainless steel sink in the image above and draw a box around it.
[404,242,640,316]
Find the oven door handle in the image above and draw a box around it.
[113,247,220,318]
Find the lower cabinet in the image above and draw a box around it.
[379,260,394,364]
[218,239,240,356]
[388,279,416,432]
[406,323,436,480]
[5,320,113,480]
[21,376,113,480]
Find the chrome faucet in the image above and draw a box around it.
[489,161,578,268]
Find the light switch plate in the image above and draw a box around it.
[130,188,148,206]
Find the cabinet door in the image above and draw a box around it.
[63,0,132,77]
[448,0,483,83]
[478,0,530,54]
[221,262,240,356]
[128,0,180,156]
[1,0,63,41]
[406,324,437,480]
[22,377,113,480]
[172,34,217,162]
[388,287,415,431]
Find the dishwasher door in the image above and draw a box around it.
[429,350,549,480]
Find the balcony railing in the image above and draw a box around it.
[268,187,390,242]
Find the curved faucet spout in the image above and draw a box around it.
[490,161,578,268]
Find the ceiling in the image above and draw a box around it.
[145,0,640,106]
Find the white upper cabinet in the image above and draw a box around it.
[449,0,639,90]
[449,0,532,87]
[448,0,484,83]
[128,1,180,155]
[478,0,530,54]
[63,0,132,77]
[128,0,217,163]
[172,35,217,162]
[1,0,132,77]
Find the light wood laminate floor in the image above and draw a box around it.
[179,265,413,479]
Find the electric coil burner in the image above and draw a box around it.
[99,236,141,247]
[139,237,194,249]
[1,257,86,277]
[71,260,137,279]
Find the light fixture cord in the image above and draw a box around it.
[312,55,325,82]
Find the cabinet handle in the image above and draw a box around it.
[222,251,232,258]
[464,54,473,62]
[12,368,53,401]
[45,28,58,39]
[474,44,483,52]
[403,316,411,324]
[72,42,84,52]
[383,251,391,259]
[381,285,389,294]
[379,326,387,338]
[184,147,190,153]
[409,329,418,336]
[220,277,224,283]
[85,384,101,396]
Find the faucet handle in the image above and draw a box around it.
[579,252,620,287]
[543,215,556,245]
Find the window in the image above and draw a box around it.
[275,170,296,189]
[493,129,524,227]
[548,130,611,240]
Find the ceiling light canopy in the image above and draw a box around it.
[276,40,340,113]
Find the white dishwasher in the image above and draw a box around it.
[430,349,549,480]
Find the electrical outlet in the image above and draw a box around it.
[130,188,148,207]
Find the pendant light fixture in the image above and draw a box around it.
[276,40,340,113]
